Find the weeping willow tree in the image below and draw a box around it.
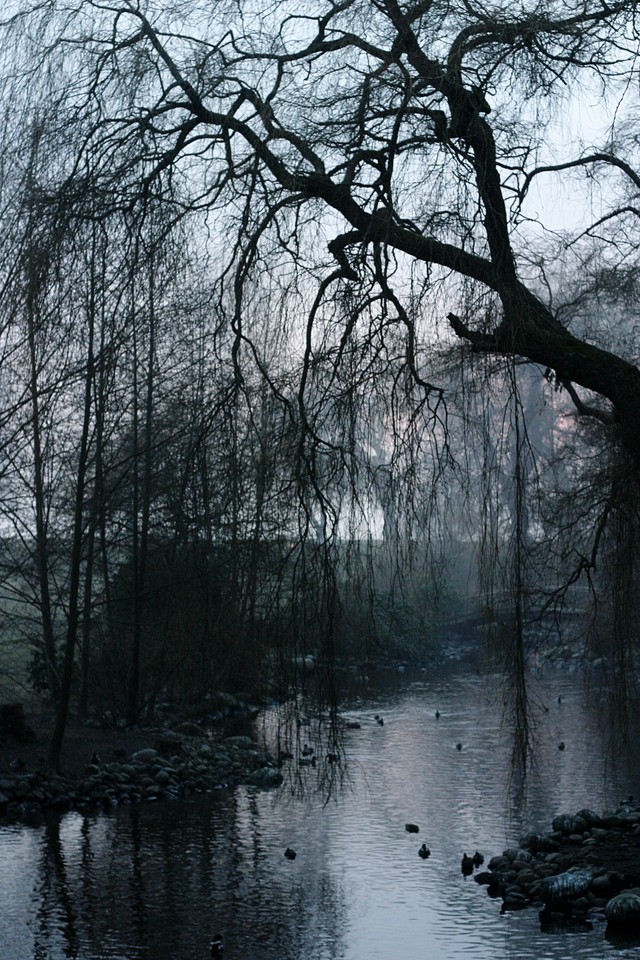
[2,0,640,769]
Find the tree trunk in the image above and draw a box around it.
[26,279,60,703]
[48,286,95,770]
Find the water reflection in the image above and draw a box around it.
[3,664,640,960]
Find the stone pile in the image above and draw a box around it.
[0,731,283,823]
[476,803,640,934]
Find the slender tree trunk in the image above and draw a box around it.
[26,281,60,702]
[78,518,95,719]
[79,226,103,719]
[48,286,95,769]
[127,250,155,726]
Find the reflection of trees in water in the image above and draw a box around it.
[28,793,346,960]
[33,818,80,960]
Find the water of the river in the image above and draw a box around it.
[3,663,640,960]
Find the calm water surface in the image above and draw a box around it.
[3,664,640,960]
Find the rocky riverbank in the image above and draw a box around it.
[0,713,283,825]
[475,801,640,938]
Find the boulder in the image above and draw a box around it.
[552,813,587,835]
[606,891,640,929]
[540,868,593,903]
[520,832,559,854]
[576,808,601,826]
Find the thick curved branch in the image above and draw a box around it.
[562,380,615,425]
[448,310,640,463]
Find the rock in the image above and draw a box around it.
[247,767,283,787]
[15,780,31,798]
[540,868,593,903]
[520,833,559,854]
[405,823,420,833]
[224,736,254,750]
[155,735,185,756]
[588,906,607,921]
[576,808,601,826]
[131,748,159,764]
[154,769,172,786]
[601,813,628,829]
[606,891,640,929]
[502,890,529,909]
[502,848,520,861]
[536,864,559,879]
[591,874,613,893]
[0,792,9,805]
[511,859,533,873]
[172,721,207,738]
[552,813,587,834]
[529,880,543,898]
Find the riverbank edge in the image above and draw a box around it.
[0,706,283,826]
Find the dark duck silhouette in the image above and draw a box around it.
[472,851,484,867]
[419,844,431,859]
[210,936,224,957]
[461,853,474,875]
[284,847,297,860]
